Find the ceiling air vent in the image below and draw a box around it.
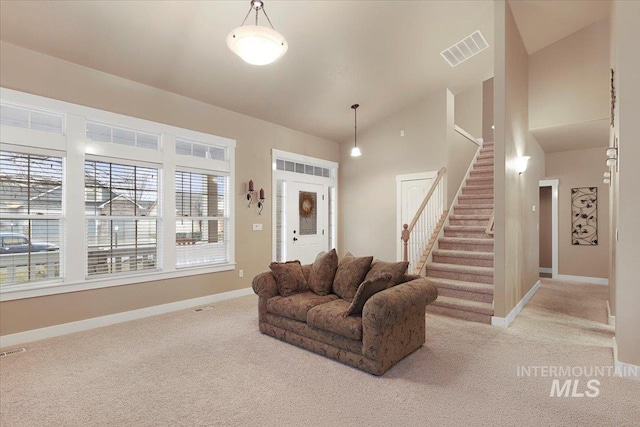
[441,30,489,67]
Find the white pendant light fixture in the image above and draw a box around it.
[350,104,361,157]
[226,0,288,66]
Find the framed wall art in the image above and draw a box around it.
[571,187,598,245]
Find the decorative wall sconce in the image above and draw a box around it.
[603,171,611,185]
[514,156,530,175]
[246,180,266,214]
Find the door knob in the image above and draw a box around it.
[293,237,298,242]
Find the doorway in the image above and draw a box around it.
[539,179,559,278]
[272,149,338,264]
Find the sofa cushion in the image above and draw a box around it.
[307,299,363,341]
[332,252,373,301]
[345,273,393,316]
[308,249,339,296]
[267,292,339,322]
[365,260,409,285]
[269,260,309,297]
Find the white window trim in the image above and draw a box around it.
[0,87,236,302]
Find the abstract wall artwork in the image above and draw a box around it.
[571,187,598,245]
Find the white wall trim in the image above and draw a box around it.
[607,300,616,327]
[612,337,640,381]
[0,287,253,348]
[492,280,541,328]
[539,179,559,279]
[556,274,609,285]
[539,267,552,274]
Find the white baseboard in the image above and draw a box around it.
[556,274,608,286]
[0,287,254,349]
[539,267,552,274]
[612,337,640,381]
[492,280,541,328]
[606,300,616,327]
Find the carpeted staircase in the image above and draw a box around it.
[426,141,494,324]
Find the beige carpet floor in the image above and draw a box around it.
[1,279,638,426]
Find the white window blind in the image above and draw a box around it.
[0,150,63,286]
[175,171,229,267]
[85,160,159,277]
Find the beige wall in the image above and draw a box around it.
[612,0,640,367]
[529,19,610,130]
[482,78,495,142]
[493,1,545,318]
[545,148,609,279]
[0,42,339,336]
[339,90,449,261]
[539,186,552,269]
[447,89,479,206]
[454,84,483,138]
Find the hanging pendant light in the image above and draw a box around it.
[226,0,288,66]
[350,104,361,157]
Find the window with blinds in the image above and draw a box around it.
[0,150,63,286]
[85,160,159,277]
[175,171,229,267]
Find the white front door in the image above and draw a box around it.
[286,181,325,264]
[396,171,438,260]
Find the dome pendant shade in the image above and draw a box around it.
[350,146,362,157]
[226,25,288,66]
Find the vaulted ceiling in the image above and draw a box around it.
[0,1,610,147]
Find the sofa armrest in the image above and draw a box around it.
[252,271,279,299]
[361,277,437,364]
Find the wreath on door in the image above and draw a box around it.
[299,192,315,218]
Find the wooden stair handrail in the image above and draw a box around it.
[486,209,495,236]
[413,210,449,275]
[401,167,446,263]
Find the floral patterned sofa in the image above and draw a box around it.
[252,250,438,375]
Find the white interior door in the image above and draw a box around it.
[396,172,437,260]
[286,181,326,264]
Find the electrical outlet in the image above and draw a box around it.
[400,130,405,137]
[532,205,536,212]
[252,223,263,231]
[239,269,244,278]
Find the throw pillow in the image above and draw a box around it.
[332,252,373,301]
[269,260,309,297]
[364,260,409,286]
[345,273,393,316]
[308,249,339,296]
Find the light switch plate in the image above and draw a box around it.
[253,223,263,231]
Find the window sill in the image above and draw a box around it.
[0,263,236,302]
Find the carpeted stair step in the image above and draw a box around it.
[458,194,494,205]
[449,214,491,226]
[474,159,494,168]
[427,296,493,324]
[466,176,493,186]
[477,152,494,160]
[438,237,494,252]
[432,249,494,267]
[426,262,493,284]
[428,277,494,303]
[454,204,494,215]
[469,169,493,178]
[443,226,492,239]
[462,185,494,195]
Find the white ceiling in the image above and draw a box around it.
[0,1,610,149]
[509,0,611,54]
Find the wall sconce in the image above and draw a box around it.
[246,180,256,207]
[246,180,266,214]
[605,146,618,169]
[514,156,530,175]
[603,171,611,185]
[258,188,265,215]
